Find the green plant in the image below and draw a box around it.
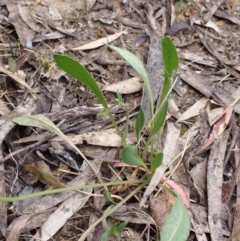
[6,37,190,240]
[101,204,127,241]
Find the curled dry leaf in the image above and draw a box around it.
[0,65,33,92]
[102,76,143,94]
[201,105,233,151]
[161,176,190,209]
[25,161,66,188]
[194,20,221,34]
[6,211,52,241]
[71,31,128,50]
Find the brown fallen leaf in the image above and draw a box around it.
[160,176,191,209]
[6,0,35,46]
[222,147,240,205]
[6,210,53,241]
[0,65,34,92]
[71,31,127,51]
[25,160,66,188]
[102,77,143,94]
[149,189,175,230]
[86,0,97,11]
[110,167,139,194]
[201,105,233,151]
[207,130,230,241]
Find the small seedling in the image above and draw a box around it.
[101,221,127,241]
[8,37,190,241]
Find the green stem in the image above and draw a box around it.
[108,110,126,146]
[79,182,146,241]
[123,107,129,146]
[141,137,151,161]
[0,180,147,202]
[102,182,146,227]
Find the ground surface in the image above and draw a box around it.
[0,0,240,240]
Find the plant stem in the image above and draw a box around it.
[78,182,146,241]
[141,137,151,161]
[0,180,147,202]
[102,182,146,228]
[107,110,126,146]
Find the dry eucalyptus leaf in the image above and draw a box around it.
[71,31,127,50]
[102,77,143,94]
[150,190,175,229]
[177,97,209,122]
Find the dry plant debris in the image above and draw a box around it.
[1,0,240,240]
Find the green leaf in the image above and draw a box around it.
[148,37,179,139]
[101,221,127,241]
[161,37,179,78]
[151,152,163,173]
[101,229,112,241]
[116,90,125,107]
[158,37,179,106]
[135,107,145,141]
[102,205,114,230]
[97,108,111,120]
[8,58,16,73]
[114,221,127,235]
[121,145,147,170]
[161,195,190,241]
[12,114,61,134]
[12,114,69,152]
[34,161,66,188]
[149,101,168,139]
[108,45,154,118]
[103,190,115,203]
[54,54,108,109]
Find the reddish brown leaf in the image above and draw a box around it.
[160,176,190,208]
[201,105,233,151]
[149,190,175,230]
[25,161,66,188]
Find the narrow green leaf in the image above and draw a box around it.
[122,145,147,169]
[148,37,179,139]
[161,37,179,78]
[116,90,125,107]
[161,195,190,241]
[102,205,114,230]
[12,114,71,153]
[97,108,111,120]
[158,76,171,107]
[12,114,61,134]
[114,221,127,235]
[135,107,145,141]
[34,161,66,188]
[151,152,163,173]
[103,190,115,203]
[54,54,108,108]
[158,37,179,106]
[101,221,127,241]
[101,229,112,241]
[149,101,168,139]
[8,58,16,73]
[108,45,154,118]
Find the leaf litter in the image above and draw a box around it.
[1,0,240,240]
